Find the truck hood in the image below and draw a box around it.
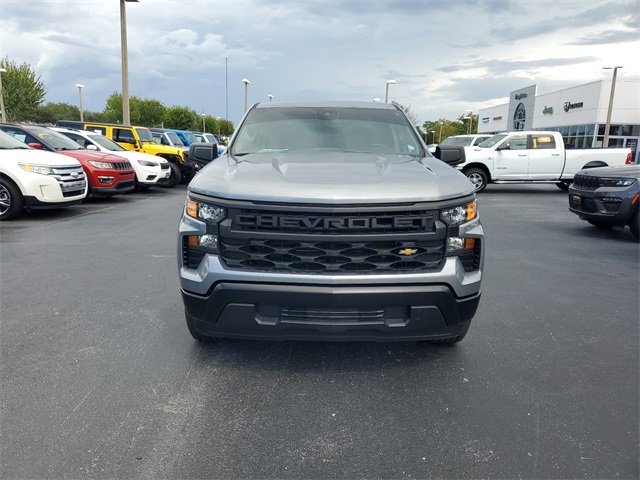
[56,149,130,163]
[188,152,475,204]
[578,164,640,177]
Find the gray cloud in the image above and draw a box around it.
[437,56,599,74]
[569,29,640,46]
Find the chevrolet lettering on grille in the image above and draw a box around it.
[235,214,430,230]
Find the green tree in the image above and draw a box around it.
[103,92,141,125]
[138,98,166,127]
[164,106,197,130]
[0,57,47,122]
[392,101,419,127]
[84,110,107,123]
[34,102,79,124]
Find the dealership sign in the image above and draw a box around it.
[543,106,554,115]
[563,101,584,112]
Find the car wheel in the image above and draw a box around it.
[463,167,488,193]
[0,178,24,221]
[556,181,571,191]
[587,220,613,229]
[629,207,639,240]
[185,311,217,342]
[165,163,181,187]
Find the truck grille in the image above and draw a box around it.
[573,174,600,190]
[218,206,446,275]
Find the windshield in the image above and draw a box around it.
[0,130,31,149]
[30,127,84,150]
[166,131,185,146]
[439,136,474,147]
[90,134,127,151]
[231,106,422,157]
[183,131,197,144]
[204,133,217,143]
[136,128,155,143]
[479,134,508,148]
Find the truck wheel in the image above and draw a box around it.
[0,178,24,221]
[556,181,571,191]
[426,323,470,345]
[629,207,639,240]
[185,311,217,342]
[165,163,181,188]
[464,168,488,193]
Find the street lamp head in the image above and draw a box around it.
[268,93,273,101]
[75,83,85,89]
[386,80,396,85]
[603,65,624,69]
[242,78,251,85]
[0,68,6,73]
[124,0,139,2]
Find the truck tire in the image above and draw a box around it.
[463,167,488,193]
[185,311,217,342]
[556,181,571,191]
[629,207,639,240]
[0,178,24,221]
[166,163,181,187]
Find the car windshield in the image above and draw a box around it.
[90,134,127,151]
[167,132,185,146]
[440,136,474,147]
[31,127,84,150]
[183,131,197,144]
[204,134,217,143]
[136,128,155,143]
[0,130,31,149]
[479,134,508,148]
[231,106,423,157]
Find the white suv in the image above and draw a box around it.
[0,130,87,220]
[428,134,492,154]
[51,127,173,189]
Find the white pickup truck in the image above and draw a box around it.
[436,131,633,192]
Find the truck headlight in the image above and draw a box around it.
[440,200,477,226]
[87,160,113,169]
[183,199,226,264]
[440,200,480,271]
[600,177,636,187]
[19,164,53,175]
[138,160,159,167]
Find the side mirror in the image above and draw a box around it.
[86,144,98,151]
[187,142,219,165]
[27,142,43,149]
[434,146,465,166]
[496,143,510,151]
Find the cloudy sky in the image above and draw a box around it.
[1,0,638,126]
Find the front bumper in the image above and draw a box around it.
[182,282,480,341]
[569,186,639,227]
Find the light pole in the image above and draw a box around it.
[438,122,444,143]
[216,117,221,136]
[385,80,396,103]
[463,110,473,134]
[268,93,273,102]
[75,83,85,121]
[120,0,139,125]
[0,67,6,123]
[430,130,435,144]
[603,66,623,148]
[242,78,250,113]
[201,113,206,133]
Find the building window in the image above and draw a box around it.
[513,103,526,131]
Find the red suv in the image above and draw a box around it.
[0,125,135,197]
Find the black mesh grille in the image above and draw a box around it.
[573,174,600,190]
[183,237,206,269]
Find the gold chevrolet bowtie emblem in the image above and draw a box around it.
[398,248,418,256]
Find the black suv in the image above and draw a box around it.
[569,164,640,240]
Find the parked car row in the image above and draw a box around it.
[0,122,196,221]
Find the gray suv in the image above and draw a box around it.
[177,102,484,343]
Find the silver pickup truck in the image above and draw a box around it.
[177,101,484,344]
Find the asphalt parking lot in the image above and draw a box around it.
[1,183,638,479]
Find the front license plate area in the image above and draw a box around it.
[570,194,582,205]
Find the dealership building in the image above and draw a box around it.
[477,80,640,163]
